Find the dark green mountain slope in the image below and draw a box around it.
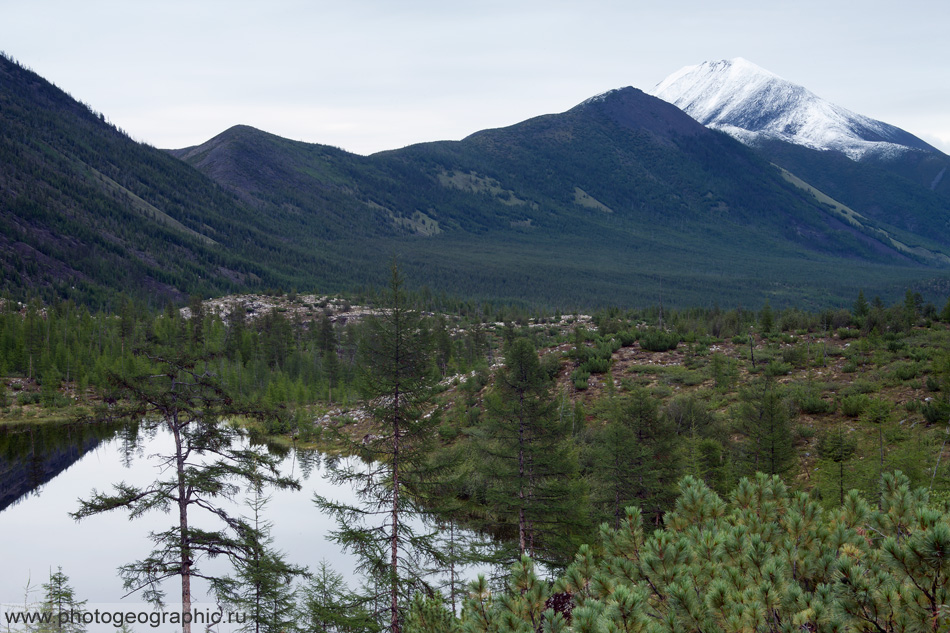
[754,139,950,244]
[0,54,361,305]
[177,88,950,307]
[4,50,950,309]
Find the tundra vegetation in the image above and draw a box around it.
[3,286,950,631]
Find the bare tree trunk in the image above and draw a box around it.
[391,388,400,633]
[518,416,526,557]
[171,412,192,633]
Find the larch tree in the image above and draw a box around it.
[314,263,442,633]
[736,376,796,477]
[71,350,299,633]
[474,337,586,569]
[586,388,680,529]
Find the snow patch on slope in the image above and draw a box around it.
[651,58,933,161]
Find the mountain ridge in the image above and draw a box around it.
[3,52,950,308]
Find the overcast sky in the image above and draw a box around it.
[3,0,948,155]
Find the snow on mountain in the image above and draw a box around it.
[651,58,937,161]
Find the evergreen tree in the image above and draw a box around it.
[473,337,586,569]
[218,483,305,633]
[225,302,248,361]
[853,289,870,320]
[404,592,458,633]
[758,300,774,335]
[71,349,299,633]
[940,296,950,323]
[316,313,335,355]
[39,568,86,633]
[433,315,453,378]
[298,561,376,633]
[586,388,680,529]
[735,376,795,477]
[817,423,857,506]
[187,295,205,349]
[314,263,441,633]
[260,308,293,370]
[316,313,340,402]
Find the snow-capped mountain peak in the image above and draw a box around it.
[651,58,936,160]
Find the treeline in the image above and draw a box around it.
[0,294,493,422]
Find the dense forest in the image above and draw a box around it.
[4,279,950,631]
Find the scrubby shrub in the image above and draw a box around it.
[710,353,739,390]
[615,330,638,347]
[797,394,834,415]
[841,394,870,417]
[17,391,40,406]
[639,329,679,352]
[890,362,919,382]
[844,380,877,395]
[794,424,817,442]
[922,400,950,425]
[572,369,590,390]
[540,353,562,380]
[663,367,704,386]
[780,345,808,368]
[581,357,611,374]
[764,361,793,376]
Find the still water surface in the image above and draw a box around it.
[0,422,473,618]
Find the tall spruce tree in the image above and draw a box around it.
[314,263,441,633]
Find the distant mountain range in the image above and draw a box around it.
[3,52,950,309]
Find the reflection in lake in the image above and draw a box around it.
[0,421,124,512]
[0,422,476,615]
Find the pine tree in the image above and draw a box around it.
[404,592,458,633]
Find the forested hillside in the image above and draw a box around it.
[5,51,950,309]
[177,89,950,308]
[0,54,380,306]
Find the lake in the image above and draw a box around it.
[0,421,480,631]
